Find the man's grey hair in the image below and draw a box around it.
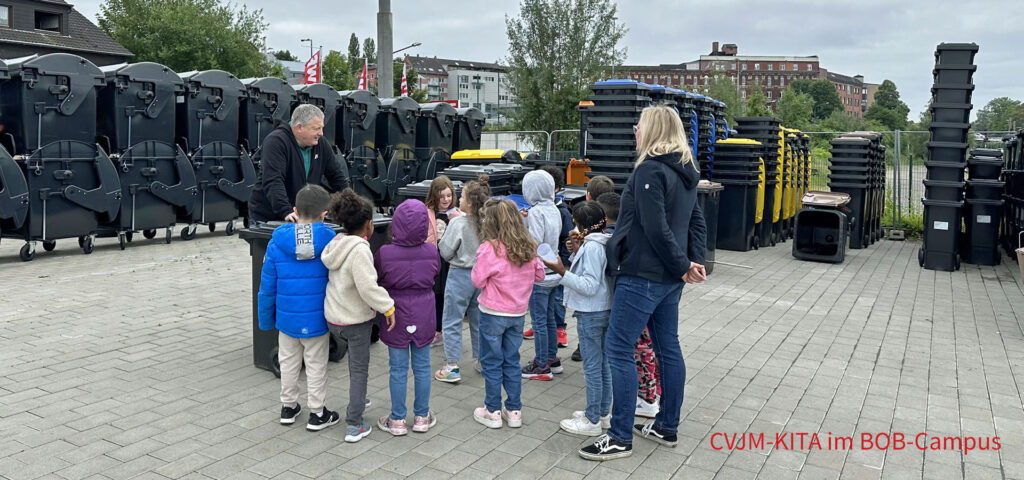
[290,104,325,127]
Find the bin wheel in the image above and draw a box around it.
[208,222,216,232]
[165,228,173,244]
[243,217,250,229]
[143,229,157,239]
[181,225,197,241]
[19,243,35,262]
[42,240,56,252]
[918,248,924,267]
[125,232,134,243]
[77,236,85,248]
[82,236,95,255]
[118,234,127,251]
[226,220,236,236]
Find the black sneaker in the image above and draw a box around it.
[579,434,632,461]
[306,408,341,431]
[634,423,678,447]
[280,404,301,425]
[571,346,582,362]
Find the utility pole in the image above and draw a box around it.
[377,0,394,98]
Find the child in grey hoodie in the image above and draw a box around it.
[520,169,565,381]
[542,201,613,436]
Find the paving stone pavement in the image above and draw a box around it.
[1,230,1023,479]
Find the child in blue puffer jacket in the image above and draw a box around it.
[258,184,342,432]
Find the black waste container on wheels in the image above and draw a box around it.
[376,96,422,204]
[963,198,1004,265]
[919,198,964,271]
[175,70,246,153]
[793,191,850,263]
[175,141,256,240]
[292,83,342,147]
[0,54,105,154]
[5,141,121,261]
[96,62,183,152]
[337,90,386,204]
[0,146,29,241]
[240,77,297,157]
[696,180,723,274]
[239,215,393,377]
[453,107,486,152]
[416,102,458,180]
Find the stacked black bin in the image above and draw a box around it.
[827,134,874,250]
[377,96,421,205]
[694,94,715,179]
[96,62,197,249]
[711,138,763,251]
[0,54,123,261]
[735,117,782,247]
[439,164,515,196]
[415,102,458,183]
[175,70,255,239]
[583,80,651,190]
[920,43,978,271]
[841,131,886,246]
[1002,131,1024,258]
[337,90,385,205]
[240,77,297,156]
[393,178,464,206]
[673,90,700,161]
[963,148,1004,265]
[452,107,485,152]
[697,180,723,273]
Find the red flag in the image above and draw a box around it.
[304,49,321,84]
[401,62,408,97]
[357,58,368,91]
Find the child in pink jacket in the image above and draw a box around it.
[471,199,546,429]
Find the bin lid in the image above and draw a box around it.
[455,107,486,123]
[936,42,979,52]
[418,102,457,137]
[451,149,506,161]
[243,77,298,105]
[294,83,343,107]
[102,62,183,89]
[965,179,1005,188]
[802,191,851,207]
[697,179,724,191]
[0,58,7,80]
[969,148,1003,158]
[735,116,782,123]
[592,79,652,89]
[715,138,762,146]
[380,96,420,133]
[337,89,380,130]
[5,53,105,115]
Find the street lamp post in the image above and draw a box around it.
[472,74,482,112]
[300,38,313,60]
[393,42,421,55]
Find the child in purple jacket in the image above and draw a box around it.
[375,199,441,435]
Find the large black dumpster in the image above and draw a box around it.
[453,107,486,152]
[377,96,422,203]
[175,141,256,239]
[96,62,184,153]
[337,90,387,204]
[293,83,342,148]
[5,141,121,261]
[0,146,29,238]
[240,214,392,376]
[240,77,297,154]
[697,180,723,274]
[416,102,457,180]
[175,70,246,153]
[0,54,105,154]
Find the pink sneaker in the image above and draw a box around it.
[473,407,502,428]
[413,412,437,432]
[501,407,522,428]
[377,416,407,436]
[431,332,443,347]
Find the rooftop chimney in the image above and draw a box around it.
[712,41,719,54]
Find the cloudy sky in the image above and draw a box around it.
[74,0,1021,123]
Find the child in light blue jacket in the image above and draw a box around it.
[541,201,613,436]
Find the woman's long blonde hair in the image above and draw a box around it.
[479,198,537,267]
[636,105,697,169]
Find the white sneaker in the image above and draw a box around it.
[635,397,659,418]
[572,410,611,429]
[560,415,602,436]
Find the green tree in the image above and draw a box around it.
[745,83,771,116]
[505,0,627,143]
[975,97,1024,132]
[776,87,814,130]
[790,78,842,120]
[272,49,297,62]
[393,60,428,102]
[362,38,376,64]
[865,79,909,130]
[703,75,741,125]
[99,0,268,78]
[322,50,353,91]
[348,34,362,74]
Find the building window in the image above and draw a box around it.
[754,64,760,70]
[460,93,469,99]
[35,10,61,32]
[459,75,469,83]
[741,91,747,100]
[742,63,747,71]
[768,64,773,71]
[806,63,812,71]
[780,64,786,71]
[0,6,9,27]
[767,91,772,99]
[766,77,771,87]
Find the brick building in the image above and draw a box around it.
[616,42,874,115]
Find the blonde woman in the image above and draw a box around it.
[580,105,707,461]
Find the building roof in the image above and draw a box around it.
[0,9,133,57]
[700,55,819,62]
[827,71,863,86]
[405,55,504,75]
